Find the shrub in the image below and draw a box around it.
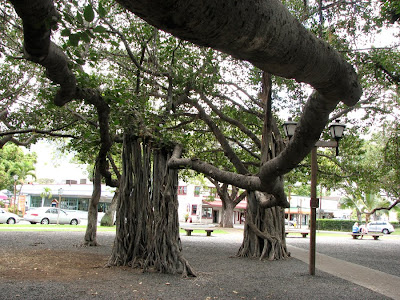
[100,214,114,227]
[316,219,355,232]
[7,205,19,215]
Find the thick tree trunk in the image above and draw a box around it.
[236,73,289,260]
[101,190,119,226]
[221,201,234,228]
[237,192,289,260]
[108,135,195,276]
[84,159,101,246]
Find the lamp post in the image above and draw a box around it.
[57,188,63,225]
[283,119,345,275]
[13,175,18,209]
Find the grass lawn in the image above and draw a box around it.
[0,224,397,237]
[315,229,400,239]
[0,224,116,232]
[0,224,228,234]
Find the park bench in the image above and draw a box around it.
[285,230,309,238]
[181,228,214,236]
[350,233,383,240]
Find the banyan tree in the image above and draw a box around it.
[108,134,195,276]
[10,0,362,275]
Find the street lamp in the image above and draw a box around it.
[329,120,346,156]
[283,118,346,275]
[57,188,63,225]
[282,118,297,139]
[13,175,18,209]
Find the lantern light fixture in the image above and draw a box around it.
[282,118,298,140]
[329,119,346,156]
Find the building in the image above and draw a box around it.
[18,181,352,226]
[285,195,352,226]
[176,182,247,225]
[18,182,115,213]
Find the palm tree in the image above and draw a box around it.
[40,187,52,207]
[340,192,390,222]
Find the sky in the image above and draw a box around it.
[27,140,88,183]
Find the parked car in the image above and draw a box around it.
[0,208,21,224]
[24,207,80,225]
[359,221,394,234]
[285,219,295,226]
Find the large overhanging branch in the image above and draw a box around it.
[10,0,118,187]
[168,144,262,191]
[10,1,363,198]
[365,200,400,216]
[116,0,362,105]
[10,0,76,106]
[259,91,338,182]
[169,144,288,205]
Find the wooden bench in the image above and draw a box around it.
[285,231,309,238]
[182,228,214,236]
[350,233,383,240]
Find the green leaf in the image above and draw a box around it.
[93,26,107,33]
[76,12,83,24]
[61,29,71,37]
[76,59,85,66]
[80,31,90,43]
[98,3,106,18]
[83,5,95,22]
[110,40,119,47]
[69,33,80,47]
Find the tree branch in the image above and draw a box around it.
[168,144,261,191]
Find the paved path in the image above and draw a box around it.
[288,245,400,300]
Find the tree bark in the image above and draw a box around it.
[221,201,234,228]
[101,189,119,227]
[237,191,289,260]
[10,0,360,202]
[108,134,195,276]
[236,73,289,260]
[84,159,101,246]
[116,0,362,106]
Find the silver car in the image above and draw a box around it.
[24,207,80,225]
[0,208,21,224]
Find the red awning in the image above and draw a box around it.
[202,200,247,210]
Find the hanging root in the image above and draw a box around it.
[179,255,196,277]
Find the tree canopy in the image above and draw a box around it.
[0,143,36,191]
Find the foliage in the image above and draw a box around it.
[99,214,113,227]
[40,187,52,202]
[380,0,400,23]
[0,144,36,190]
[316,219,354,232]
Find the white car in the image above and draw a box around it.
[0,208,21,224]
[24,207,80,225]
[359,221,395,234]
[285,219,295,226]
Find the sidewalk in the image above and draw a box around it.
[289,245,400,300]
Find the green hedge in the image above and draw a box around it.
[316,219,399,231]
[316,219,355,232]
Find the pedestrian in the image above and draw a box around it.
[352,222,359,233]
[360,223,368,239]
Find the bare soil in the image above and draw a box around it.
[0,230,391,300]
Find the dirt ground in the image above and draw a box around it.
[1,248,110,282]
[0,230,391,300]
